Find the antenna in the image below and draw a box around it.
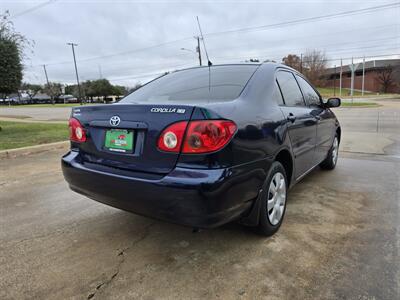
[196,16,212,66]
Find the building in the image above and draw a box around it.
[325,59,400,94]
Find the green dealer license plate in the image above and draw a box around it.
[104,129,134,153]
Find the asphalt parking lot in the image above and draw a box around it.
[1,100,399,299]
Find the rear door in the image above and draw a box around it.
[294,75,336,163]
[276,70,317,178]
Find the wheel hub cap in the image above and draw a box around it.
[267,172,286,225]
[332,137,339,163]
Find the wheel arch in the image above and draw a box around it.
[336,126,341,143]
[274,148,294,187]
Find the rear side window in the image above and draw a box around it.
[120,65,258,104]
[295,75,321,106]
[276,71,305,107]
[273,81,284,105]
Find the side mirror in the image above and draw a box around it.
[325,97,341,108]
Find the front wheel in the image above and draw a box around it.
[320,134,339,170]
[258,162,288,236]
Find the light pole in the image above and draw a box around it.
[67,42,83,104]
[180,47,196,54]
[195,36,202,66]
[181,47,200,66]
[180,36,202,66]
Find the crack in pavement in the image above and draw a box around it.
[86,222,156,299]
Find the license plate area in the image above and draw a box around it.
[104,129,134,153]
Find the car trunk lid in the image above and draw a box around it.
[71,104,194,174]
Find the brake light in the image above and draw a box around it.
[69,117,86,142]
[157,121,187,152]
[157,120,236,154]
[182,120,236,153]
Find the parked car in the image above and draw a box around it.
[62,63,341,236]
[58,95,78,103]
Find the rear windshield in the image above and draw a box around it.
[120,65,258,104]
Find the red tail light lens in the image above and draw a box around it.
[157,121,188,152]
[69,117,86,142]
[158,120,236,154]
[182,120,237,153]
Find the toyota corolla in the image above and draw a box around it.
[62,63,341,236]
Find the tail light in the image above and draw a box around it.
[157,121,187,152]
[158,120,236,154]
[69,117,86,142]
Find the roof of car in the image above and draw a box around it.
[170,62,295,75]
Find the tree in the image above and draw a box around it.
[113,85,127,96]
[91,79,114,102]
[43,82,62,99]
[0,11,30,99]
[376,65,394,93]
[65,84,78,97]
[67,80,130,102]
[302,50,328,86]
[20,83,42,101]
[282,54,302,72]
[128,83,142,94]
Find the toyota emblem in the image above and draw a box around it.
[110,116,121,126]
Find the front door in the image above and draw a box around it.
[276,70,317,179]
[294,74,336,163]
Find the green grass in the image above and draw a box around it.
[0,121,69,150]
[4,103,99,108]
[340,102,379,107]
[317,87,373,98]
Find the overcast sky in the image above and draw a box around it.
[2,0,399,87]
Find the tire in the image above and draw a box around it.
[320,134,339,170]
[257,161,288,236]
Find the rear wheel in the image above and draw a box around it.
[258,162,288,236]
[320,134,339,170]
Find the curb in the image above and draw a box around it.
[0,141,69,160]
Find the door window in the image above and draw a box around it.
[273,80,285,105]
[295,75,321,106]
[276,71,305,107]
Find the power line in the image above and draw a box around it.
[25,30,394,70]
[98,45,400,82]
[204,2,400,37]
[214,47,400,64]
[10,0,57,19]
[211,35,399,60]
[24,53,399,85]
[208,24,398,54]
[105,53,400,83]
[24,3,400,67]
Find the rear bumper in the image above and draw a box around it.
[62,151,268,228]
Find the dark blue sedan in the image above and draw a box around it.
[62,63,341,236]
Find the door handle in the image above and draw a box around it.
[287,113,296,123]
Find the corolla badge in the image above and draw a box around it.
[150,107,186,114]
[110,116,121,126]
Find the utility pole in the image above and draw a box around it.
[350,57,355,102]
[339,58,342,97]
[43,64,53,105]
[333,65,336,97]
[195,36,202,66]
[349,57,359,106]
[67,42,83,104]
[362,56,365,96]
[300,53,303,73]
